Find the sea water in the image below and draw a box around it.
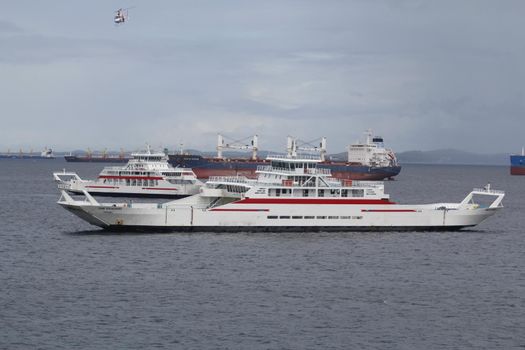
[0,160,524,349]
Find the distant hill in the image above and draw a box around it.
[396,149,508,165]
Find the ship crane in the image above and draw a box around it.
[216,134,258,160]
[286,136,327,161]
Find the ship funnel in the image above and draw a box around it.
[320,137,327,161]
[286,136,297,158]
[217,134,224,159]
[251,134,258,160]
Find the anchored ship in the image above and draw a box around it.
[510,147,525,175]
[54,147,203,198]
[58,154,503,232]
[0,147,55,159]
[64,148,130,163]
[168,131,401,180]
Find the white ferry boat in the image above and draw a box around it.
[54,148,203,198]
[57,155,504,232]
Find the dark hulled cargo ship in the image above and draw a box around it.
[0,148,55,160]
[167,154,400,180]
[64,155,130,163]
[510,148,525,175]
[168,132,401,180]
[64,149,130,163]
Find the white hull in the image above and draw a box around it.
[61,181,198,198]
[58,192,501,232]
[56,154,504,233]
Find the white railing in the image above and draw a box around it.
[307,168,331,175]
[266,154,322,161]
[472,188,505,195]
[349,181,385,188]
[207,176,251,184]
[256,165,331,175]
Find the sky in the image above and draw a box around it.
[0,0,524,154]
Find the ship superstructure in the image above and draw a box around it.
[347,130,398,168]
[58,154,503,232]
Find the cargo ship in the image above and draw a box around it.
[0,147,55,159]
[64,149,130,163]
[168,131,401,180]
[510,147,525,175]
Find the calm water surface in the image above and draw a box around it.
[1,160,524,349]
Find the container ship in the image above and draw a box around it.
[510,147,525,175]
[168,131,401,181]
[64,149,130,163]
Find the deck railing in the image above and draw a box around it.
[472,188,505,195]
[266,154,322,161]
[256,165,331,175]
[208,176,251,184]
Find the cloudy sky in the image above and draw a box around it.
[1,0,524,154]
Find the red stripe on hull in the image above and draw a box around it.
[85,185,119,189]
[236,198,394,205]
[362,209,416,212]
[209,209,269,212]
[142,188,178,191]
[99,175,163,180]
[510,167,525,175]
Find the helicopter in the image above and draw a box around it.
[114,7,133,25]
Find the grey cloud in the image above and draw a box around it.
[0,20,23,34]
[0,0,524,153]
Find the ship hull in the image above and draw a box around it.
[101,225,472,233]
[64,156,129,163]
[59,199,498,232]
[0,155,55,160]
[59,181,200,199]
[65,189,190,199]
[510,155,525,175]
[168,155,401,180]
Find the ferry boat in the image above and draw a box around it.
[54,148,203,198]
[168,131,401,181]
[57,154,504,232]
[510,147,525,175]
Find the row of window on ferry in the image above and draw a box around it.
[103,178,159,186]
[269,188,365,197]
[104,171,187,177]
[271,161,316,170]
[103,178,196,186]
[267,215,363,220]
